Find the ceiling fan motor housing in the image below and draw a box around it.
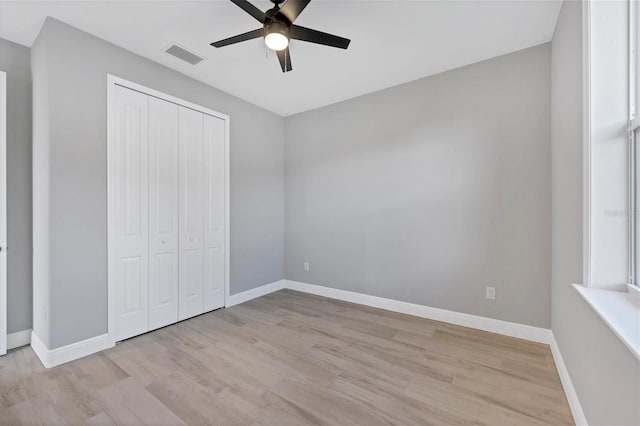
[265,21,290,38]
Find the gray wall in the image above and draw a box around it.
[551,2,640,425]
[285,44,551,328]
[31,29,52,346]
[0,38,32,334]
[32,18,285,349]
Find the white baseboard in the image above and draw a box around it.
[550,334,588,426]
[284,280,553,344]
[31,331,112,368]
[7,329,31,350]
[226,279,286,307]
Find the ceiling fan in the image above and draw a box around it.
[210,0,351,73]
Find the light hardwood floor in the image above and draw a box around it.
[0,290,573,425]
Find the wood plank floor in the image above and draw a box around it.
[0,290,573,425]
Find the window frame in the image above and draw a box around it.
[630,0,640,287]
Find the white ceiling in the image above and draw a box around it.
[0,0,562,116]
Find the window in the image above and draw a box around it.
[573,0,640,363]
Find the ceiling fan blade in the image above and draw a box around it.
[277,0,311,23]
[230,0,266,23]
[276,48,293,72]
[290,25,350,49]
[211,28,264,48]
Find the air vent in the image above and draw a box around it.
[165,44,204,65]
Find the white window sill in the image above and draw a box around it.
[572,283,640,361]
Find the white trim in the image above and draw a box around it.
[106,74,231,347]
[7,329,31,350]
[0,71,6,356]
[627,282,640,299]
[107,75,115,347]
[226,280,286,307]
[224,110,231,310]
[631,0,640,286]
[284,280,552,344]
[31,331,112,368]
[573,283,640,361]
[631,0,638,122]
[107,75,229,122]
[583,0,592,287]
[550,334,589,426]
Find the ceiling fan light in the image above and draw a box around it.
[264,21,289,51]
[265,31,289,51]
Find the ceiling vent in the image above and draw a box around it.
[165,44,204,65]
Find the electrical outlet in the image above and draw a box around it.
[304,262,310,272]
[485,286,496,300]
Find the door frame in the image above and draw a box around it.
[106,75,230,346]
[0,71,7,355]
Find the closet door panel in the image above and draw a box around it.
[178,106,205,320]
[148,97,179,330]
[203,114,226,311]
[112,86,149,342]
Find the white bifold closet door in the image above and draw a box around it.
[178,107,205,320]
[148,97,179,330]
[178,108,226,319]
[202,114,226,312]
[111,84,226,342]
[112,86,150,342]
